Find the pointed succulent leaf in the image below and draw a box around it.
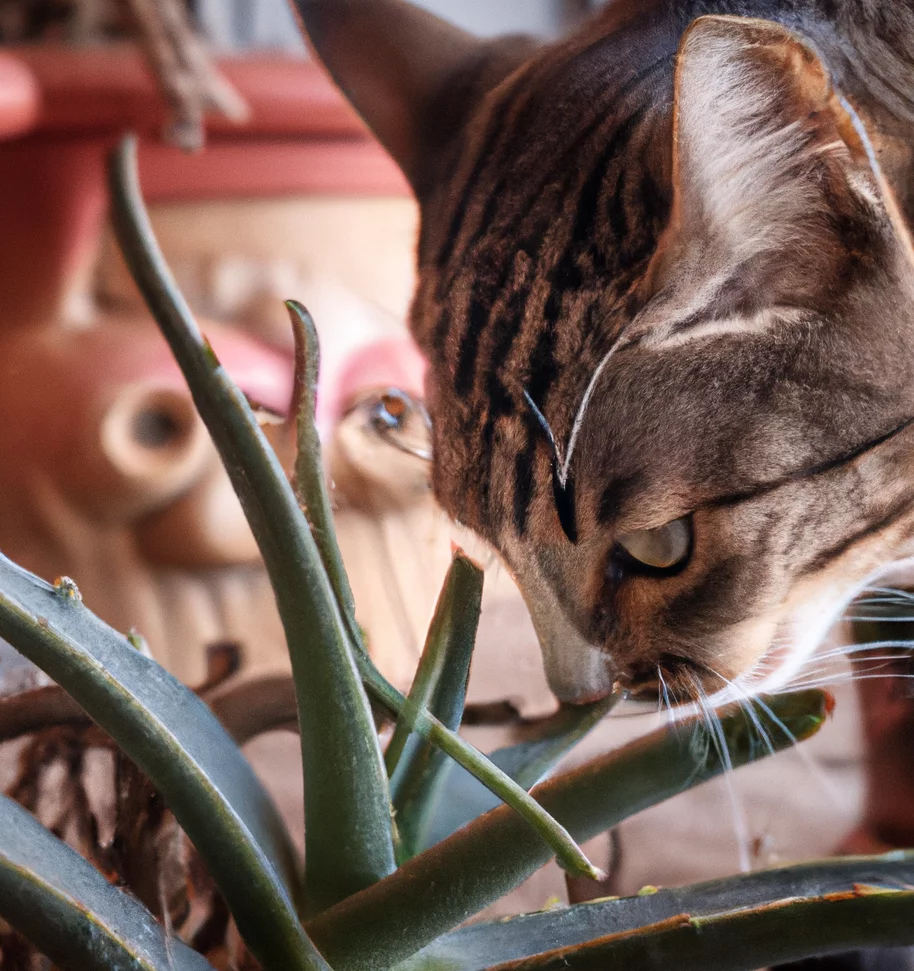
[420,694,620,851]
[388,551,482,859]
[109,136,395,916]
[109,133,602,904]
[480,886,914,970]
[307,690,831,971]
[287,299,360,641]
[0,557,330,971]
[396,851,914,970]
[357,646,604,881]
[0,793,214,971]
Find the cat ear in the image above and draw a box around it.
[291,0,535,197]
[667,15,871,266]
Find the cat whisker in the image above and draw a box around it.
[813,641,914,658]
[704,666,775,758]
[658,665,676,730]
[861,585,914,600]
[795,664,901,687]
[844,614,914,622]
[786,672,914,691]
[703,663,847,808]
[690,672,752,873]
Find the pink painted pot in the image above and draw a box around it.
[0,45,420,683]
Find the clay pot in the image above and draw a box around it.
[0,44,415,685]
[0,316,296,680]
[0,46,408,330]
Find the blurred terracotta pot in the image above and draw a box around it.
[0,315,296,681]
[0,43,416,685]
[0,45,408,330]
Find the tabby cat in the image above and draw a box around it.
[292,0,914,708]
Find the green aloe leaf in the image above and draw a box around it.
[282,297,593,875]
[396,851,914,970]
[0,558,326,971]
[421,695,619,851]
[0,793,214,971]
[481,885,914,970]
[363,650,605,882]
[388,552,483,860]
[307,690,830,971]
[286,299,360,640]
[282,300,591,873]
[108,135,606,897]
[109,136,395,916]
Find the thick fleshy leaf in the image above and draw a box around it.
[396,852,914,970]
[281,304,591,874]
[0,794,213,971]
[0,558,326,971]
[421,695,619,851]
[483,887,914,970]
[389,552,482,860]
[109,135,600,900]
[307,690,830,971]
[109,136,395,916]
[287,299,360,639]
[363,649,604,882]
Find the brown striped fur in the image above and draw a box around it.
[294,0,914,704]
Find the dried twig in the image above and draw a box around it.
[123,0,248,150]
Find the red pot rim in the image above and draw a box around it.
[9,44,368,140]
[1,45,412,198]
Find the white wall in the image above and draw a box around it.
[196,0,587,51]
[411,0,564,37]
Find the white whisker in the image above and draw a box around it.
[692,674,751,873]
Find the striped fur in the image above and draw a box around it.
[297,0,914,703]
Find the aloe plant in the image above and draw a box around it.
[0,136,910,971]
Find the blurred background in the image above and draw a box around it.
[181,0,602,47]
[0,0,873,935]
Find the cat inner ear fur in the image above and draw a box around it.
[291,0,536,198]
[648,15,884,309]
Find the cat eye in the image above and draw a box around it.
[614,517,692,573]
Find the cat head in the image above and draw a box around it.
[294,0,914,704]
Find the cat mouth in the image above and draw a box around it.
[620,654,717,705]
